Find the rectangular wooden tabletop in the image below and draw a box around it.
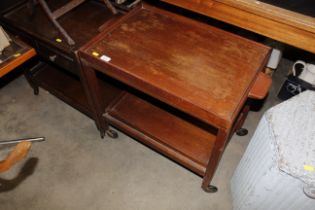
[80,4,270,128]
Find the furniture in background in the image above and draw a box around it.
[0,142,32,173]
[0,27,43,174]
[0,0,125,134]
[28,0,117,45]
[0,36,36,78]
[161,0,315,54]
[79,4,271,192]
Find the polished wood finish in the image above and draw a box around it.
[161,0,315,53]
[79,4,271,191]
[81,4,270,128]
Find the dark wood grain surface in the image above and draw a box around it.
[3,0,116,53]
[80,5,271,128]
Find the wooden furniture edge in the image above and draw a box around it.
[161,0,315,54]
[77,4,272,191]
[0,47,36,78]
[79,52,231,129]
[217,0,315,33]
[104,112,207,175]
[79,3,143,53]
[78,3,271,129]
[248,72,272,99]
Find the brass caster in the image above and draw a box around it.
[100,131,105,139]
[203,185,218,193]
[106,129,118,139]
[236,128,248,136]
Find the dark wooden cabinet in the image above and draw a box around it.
[0,0,123,130]
[79,4,271,192]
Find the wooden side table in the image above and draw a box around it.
[79,4,271,192]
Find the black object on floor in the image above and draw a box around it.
[259,0,315,18]
[278,74,315,100]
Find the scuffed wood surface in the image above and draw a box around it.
[83,6,270,127]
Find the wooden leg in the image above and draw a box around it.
[233,105,250,137]
[24,61,45,95]
[79,58,109,138]
[202,129,229,193]
[201,105,251,192]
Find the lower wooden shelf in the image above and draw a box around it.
[32,63,93,117]
[105,92,217,176]
[31,63,123,120]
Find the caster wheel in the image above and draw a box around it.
[236,128,248,136]
[203,185,218,193]
[106,129,118,139]
[100,131,105,139]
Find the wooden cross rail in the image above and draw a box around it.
[31,0,118,46]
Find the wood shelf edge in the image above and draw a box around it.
[103,93,221,176]
[105,113,207,176]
